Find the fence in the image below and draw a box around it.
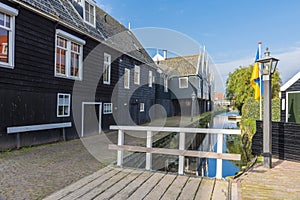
[252,121,300,161]
[109,125,241,179]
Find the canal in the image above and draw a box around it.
[198,111,248,178]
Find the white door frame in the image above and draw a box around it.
[81,102,102,137]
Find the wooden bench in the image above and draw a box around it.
[7,122,72,148]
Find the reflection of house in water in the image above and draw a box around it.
[153,50,214,116]
[280,71,300,123]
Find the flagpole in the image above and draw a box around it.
[258,42,262,120]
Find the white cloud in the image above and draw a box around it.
[214,47,300,93]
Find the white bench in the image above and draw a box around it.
[7,122,72,148]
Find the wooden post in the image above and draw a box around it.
[216,133,223,179]
[117,130,124,166]
[16,133,21,149]
[62,128,66,141]
[146,131,152,170]
[178,132,185,175]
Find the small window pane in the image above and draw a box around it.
[5,15,10,28]
[0,28,9,63]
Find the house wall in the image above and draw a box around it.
[115,55,157,125]
[0,3,122,149]
[280,80,300,122]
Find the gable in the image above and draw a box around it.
[281,71,300,91]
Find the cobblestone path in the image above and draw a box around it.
[0,139,103,200]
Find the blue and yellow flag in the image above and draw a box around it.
[250,49,262,100]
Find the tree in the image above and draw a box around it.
[226,65,282,113]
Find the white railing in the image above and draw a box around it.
[109,125,241,179]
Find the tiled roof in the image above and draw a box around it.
[17,0,154,65]
[157,54,201,76]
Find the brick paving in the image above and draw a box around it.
[0,139,104,200]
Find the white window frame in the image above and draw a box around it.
[179,77,188,88]
[84,0,96,27]
[134,65,140,85]
[285,91,300,122]
[148,70,153,87]
[124,68,130,89]
[103,53,111,85]
[55,29,85,80]
[57,93,71,117]
[103,103,113,114]
[140,103,145,112]
[0,3,18,68]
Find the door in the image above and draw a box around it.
[130,103,139,125]
[287,92,300,123]
[81,102,102,137]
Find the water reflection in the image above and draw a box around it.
[197,112,249,178]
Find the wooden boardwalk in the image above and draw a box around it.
[44,167,230,200]
[235,159,300,200]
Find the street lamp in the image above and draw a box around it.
[256,48,279,168]
[191,91,196,122]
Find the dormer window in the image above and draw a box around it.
[84,0,95,26]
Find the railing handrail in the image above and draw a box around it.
[109,125,241,179]
[110,125,241,135]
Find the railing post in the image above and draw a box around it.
[216,133,223,179]
[146,131,152,170]
[178,132,185,175]
[117,129,124,166]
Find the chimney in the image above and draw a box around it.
[163,50,167,60]
[128,22,131,30]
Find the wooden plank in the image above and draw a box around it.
[110,171,153,200]
[160,175,189,200]
[43,167,113,200]
[110,125,241,135]
[143,174,177,200]
[127,172,165,200]
[109,144,241,160]
[60,168,121,200]
[93,170,143,200]
[80,168,133,199]
[178,177,202,200]
[7,122,72,134]
[194,178,215,200]
[211,180,229,200]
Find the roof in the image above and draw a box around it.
[280,71,300,91]
[156,54,201,77]
[16,0,154,65]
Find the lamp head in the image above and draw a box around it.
[256,48,279,75]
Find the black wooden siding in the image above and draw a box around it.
[252,121,300,162]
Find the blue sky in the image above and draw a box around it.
[97,0,300,91]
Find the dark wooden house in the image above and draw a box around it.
[154,52,214,116]
[0,0,158,150]
[280,71,300,123]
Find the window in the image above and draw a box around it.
[124,68,130,89]
[148,70,153,87]
[84,1,95,26]
[103,53,111,84]
[164,76,168,92]
[134,65,140,85]
[55,30,85,80]
[179,77,188,88]
[103,103,113,114]
[57,93,71,117]
[0,3,18,68]
[140,103,145,112]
